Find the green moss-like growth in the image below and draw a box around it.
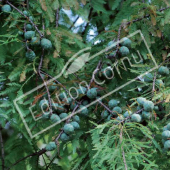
[123,111,132,118]
[79,105,88,116]
[119,46,129,57]
[70,121,80,130]
[41,38,52,50]
[59,113,68,120]
[31,37,40,45]
[137,97,146,106]
[50,114,60,123]
[158,66,169,76]
[63,124,74,134]
[73,115,80,123]
[108,99,119,109]
[25,50,36,61]
[24,31,35,40]
[23,10,29,16]
[2,5,11,13]
[143,100,154,112]
[87,88,97,99]
[142,111,151,120]
[60,133,70,141]
[26,24,32,31]
[101,110,109,118]
[143,73,153,83]
[164,140,170,149]
[45,142,56,151]
[131,114,142,123]
[112,106,122,115]
[162,130,170,140]
[121,37,132,48]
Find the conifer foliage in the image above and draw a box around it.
[1,0,170,170]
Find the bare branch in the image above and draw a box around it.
[152,72,157,94]
[7,149,46,170]
[56,8,59,28]
[38,50,53,115]
[69,16,79,29]
[114,23,123,57]
[45,154,57,170]
[40,70,69,93]
[97,100,113,114]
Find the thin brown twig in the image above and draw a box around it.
[152,72,157,93]
[7,149,46,170]
[45,154,57,170]
[114,23,123,56]
[56,8,59,28]
[88,60,102,89]
[69,16,79,29]
[0,126,5,170]
[42,154,48,168]
[55,130,63,143]
[40,70,69,94]
[38,50,53,115]
[6,1,43,38]
[108,24,122,59]
[97,100,113,114]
